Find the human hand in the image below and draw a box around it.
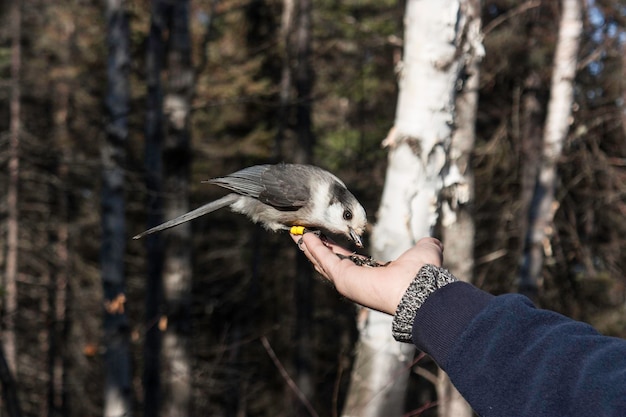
[291,233,444,315]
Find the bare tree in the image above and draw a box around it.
[293,0,315,413]
[276,0,295,159]
[274,0,317,412]
[516,71,544,304]
[48,4,74,414]
[438,0,483,415]
[520,0,582,299]
[142,2,166,415]
[0,343,22,417]
[4,0,22,378]
[342,1,473,415]
[161,1,194,416]
[102,0,133,416]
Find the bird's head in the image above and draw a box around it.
[323,184,367,247]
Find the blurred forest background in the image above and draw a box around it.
[1,0,625,416]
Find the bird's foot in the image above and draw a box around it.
[291,227,383,266]
[291,226,323,250]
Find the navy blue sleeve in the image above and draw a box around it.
[412,282,626,417]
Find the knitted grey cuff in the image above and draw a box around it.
[392,264,458,343]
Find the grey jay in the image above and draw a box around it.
[133,163,367,247]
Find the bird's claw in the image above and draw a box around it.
[296,228,324,250]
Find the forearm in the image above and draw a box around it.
[398,269,626,416]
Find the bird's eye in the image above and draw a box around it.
[343,210,353,221]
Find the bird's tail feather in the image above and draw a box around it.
[133,193,239,239]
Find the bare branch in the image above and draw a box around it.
[260,336,319,417]
[483,0,542,35]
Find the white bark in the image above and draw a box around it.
[521,0,582,295]
[342,1,469,415]
[161,1,194,414]
[437,370,472,417]
[543,0,582,162]
[438,1,483,415]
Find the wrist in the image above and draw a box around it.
[392,264,458,343]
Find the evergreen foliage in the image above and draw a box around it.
[0,0,624,415]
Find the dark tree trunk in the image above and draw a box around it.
[48,15,73,416]
[276,0,295,160]
[141,2,193,416]
[294,0,314,164]
[143,1,167,416]
[0,343,22,417]
[4,0,21,379]
[102,1,133,416]
[294,0,315,415]
[517,72,544,302]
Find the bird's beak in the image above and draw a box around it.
[349,227,363,248]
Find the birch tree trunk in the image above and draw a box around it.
[161,1,194,415]
[438,1,483,415]
[342,1,470,415]
[4,0,21,378]
[520,0,582,298]
[103,1,133,415]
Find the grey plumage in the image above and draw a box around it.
[132,194,239,239]
[133,163,367,246]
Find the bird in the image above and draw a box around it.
[133,163,368,247]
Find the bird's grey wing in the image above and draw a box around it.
[207,165,270,198]
[133,193,239,239]
[257,164,312,208]
[208,164,311,210]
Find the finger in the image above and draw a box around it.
[289,232,355,272]
[397,237,444,267]
[418,237,444,258]
[289,233,338,279]
[299,233,358,279]
[301,232,354,257]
